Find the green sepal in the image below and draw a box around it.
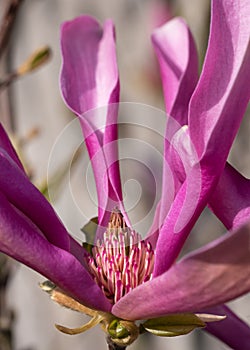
[142,313,205,337]
[81,217,98,244]
[39,280,56,293]
[82,242,95,256]
[108,319,130,339]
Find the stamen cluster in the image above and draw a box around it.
[85,210,154,304]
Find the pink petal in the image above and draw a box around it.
[153,163,210,275]
[153,0,250,274]
[189,0,250,161]
[69,235,90,267]
[155,162,250,275]
[158,120,197,233]
[0,192,111,312]
[205,305,250,349]
[146,200,161,248]
[112,223,250,320]
[209,163,250,230]
[152,18,198,232]
[60,16,123,225]
[0,124,24,171]
[152,17,198,123]
[60,16,119,114]
[0,149,70,251]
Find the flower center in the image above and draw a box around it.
[85,209,154,304]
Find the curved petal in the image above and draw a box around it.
[0,124,24,171]
[112,223,250,320]
[0,149,70,251]
[189,0,250,161]
[205,305,250,349]
[154,161,216,275]
[209,162,250,230]
[60,16,123,225]
[153,0,250,275]
[69,235,89,267]
[146,200,161,248]
[154,162,250,276]
[60,15,119,115]
[158,121,198,233]
[0,192,111,312]
[152,18,198,231]
[152,17,198,123]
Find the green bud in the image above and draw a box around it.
[18,46,51,75]
[39,280,56,293]
[108,319,130,339]
[142,313,205,337]
[82,242,95,256]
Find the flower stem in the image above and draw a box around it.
[106,336,127,350]
[0,0,24,59]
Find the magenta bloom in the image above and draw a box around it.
[0,0,250,348]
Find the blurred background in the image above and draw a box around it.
[0,0,249,349]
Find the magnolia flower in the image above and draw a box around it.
[0,0,250,349]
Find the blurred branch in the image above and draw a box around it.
[0,0,24,59]
[0,46,51,90]
[0,254,14,350]
[0,71,17,89]
[0,0,24,131]
[39,147,83,201]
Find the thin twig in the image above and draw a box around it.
[0,71,17,90]
[0,253,14,350]
[0,45,51,92]
[0,0,24,58]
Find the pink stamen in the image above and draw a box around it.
[85,209,154,304]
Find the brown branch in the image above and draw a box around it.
[0,0,24,59]
[0,71,17,90]
[0,46,51,91]
[0,253,14,350]
[106,337,127,350]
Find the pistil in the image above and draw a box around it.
[85,209,154,304]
